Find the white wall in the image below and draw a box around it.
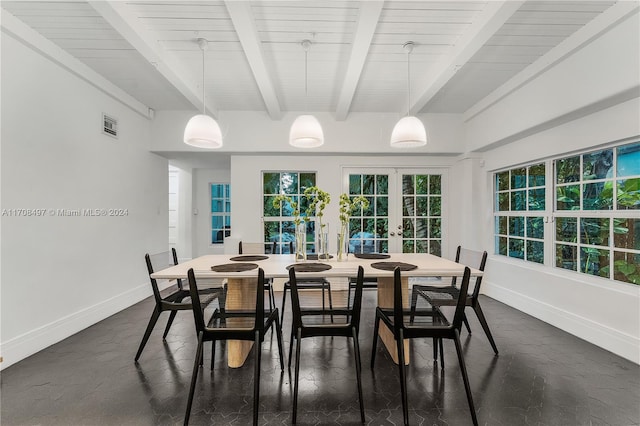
[0,34,168,369]
[466,11,640,362]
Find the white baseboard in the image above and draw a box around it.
[0,281,156,370]
[483,280,640,364]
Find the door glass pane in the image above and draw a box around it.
[614,218,640,250]
[429,175,441,194]
[557,185,580,210]
[511,168,526,189]
[556,244,577,270]
[617,178,640,210]
[415,175,428,194]
[497,172,509,191]
[583,182,613,210]
[363,175,376,195]
[613,251,640,284]
[556,155,580,183]
[556,217,577,242]
[376,196,388,215]
[583,149,613,180]
[580,247,609,278]
[377,175,389,194]
[349,175,361,195]
[580,218,610,246]
[416,196,428,216]
[617,142,640,177]
[429,197,441,216]
[526,240,544,264]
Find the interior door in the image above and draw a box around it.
[343,168,446,255]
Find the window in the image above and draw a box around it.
[262,172,316,254]
[555,142,639,284]
[494,163,546,263]
[211,183,230,245]
[493,140,640,285]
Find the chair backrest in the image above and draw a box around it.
[239,241,276,255]
[188,267,265,334]
[145,250,181,303]
[393,266,471,331]
[287,266,364,331]
[451,246,487,297]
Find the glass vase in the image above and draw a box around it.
[337,222,349,261]
[294,222,307,262]
[318,223,330,261]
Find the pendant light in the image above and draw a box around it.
[390,41,427,148]
[289,39,324,148]
[184,38,223,149]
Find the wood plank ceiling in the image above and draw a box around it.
[1,1,617,119]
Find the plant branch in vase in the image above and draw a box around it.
[304,186,331,260]
[338,194,369,260]
[273,194,308,261]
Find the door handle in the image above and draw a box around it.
[390,232,395,236]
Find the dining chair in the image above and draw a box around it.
[371,266,478,426]
[409,246,498,356]
[135,249,225,362]
[184,267,284,426]
[280,242,333,324]
[238,241,277,312]
[287,265,366,424]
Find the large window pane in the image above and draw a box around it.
[528,188,545,210]
[614,218,640,250]
[527,217,544,240]
[583,149,613,180]
[527,240,544,264]
[556,244,577,271]
[556,217,577,242]
[497,171,509,191]
[617,178,640,210]
[529,163,545,187]
[509,238,524,259]
[557,185,580,210]
[556,155,580,183]
[580,218,610,246]
[583,181,613,210]
[580,247,609,278]
[617,142,640,177]
[614,251,640,284]
[509,216,525,237]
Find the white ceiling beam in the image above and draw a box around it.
[87,0,217,117]
[225,1,282,120]
[335,1,384,121]
[410,1,525,114]
[0,8,151,119]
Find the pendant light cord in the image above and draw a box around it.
[406,44,411,117]
[202,43,206,115]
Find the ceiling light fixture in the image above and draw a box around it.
[289,39,324,148]
[184,38,223,149]
[390,41,427,148]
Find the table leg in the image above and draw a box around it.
[377,276,410,365]
[225,277,255,368]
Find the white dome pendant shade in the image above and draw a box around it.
[289,114,324,148]
[184,38,223,149]
[290,40,324,148]
[390,116,427,148]
[390,41,427,148]
[184,114,223,148]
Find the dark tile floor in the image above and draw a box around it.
[1,290,639,426]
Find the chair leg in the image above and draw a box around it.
[163,311,178,340]
[439,338,445,370]
[210,340,216,370]
[288,329,295,369]
[347,282,353,309]
[453,331,478,426]
[253,330,262,426]
[370,313,380,369]
[135,307,161,361]
[432,337,438,363]
[397,329,409,426]
[409,287,419,323]
[326,283,334,322]
[462,312,472,334]
[184,332,204,426]
[275,315,285,370]
[473,303,499,355]
[352,327,365,424]
[292,328,302,424]
[280,287,288,325]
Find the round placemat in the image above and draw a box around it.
[211,263,258,272]
[229,255,268,261]
[286,263,332,272]
[371,261,417,271]
[354,253,390,259]
[306,254,334,260]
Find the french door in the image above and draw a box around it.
[343,168,447,255]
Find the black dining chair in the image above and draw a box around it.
[184,267,284,426]
[410,246,498,357]
[281,242,333,324]
[371,266,478,426]
[239,241,277,312]
[135,249,225,362]
[288,265,366,424]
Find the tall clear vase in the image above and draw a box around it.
[318,223,330,261]
[337,222,349,261]
[294,222,307,262]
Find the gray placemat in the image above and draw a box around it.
[354,253,390,259]
[211,263,258,272]
[286,263,332,272]
[371,261,417,271]
[229,255,268,261]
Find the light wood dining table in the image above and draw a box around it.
[151,252,482,367]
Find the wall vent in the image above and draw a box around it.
[102,113,118,138]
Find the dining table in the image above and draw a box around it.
[151,252,482,368]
